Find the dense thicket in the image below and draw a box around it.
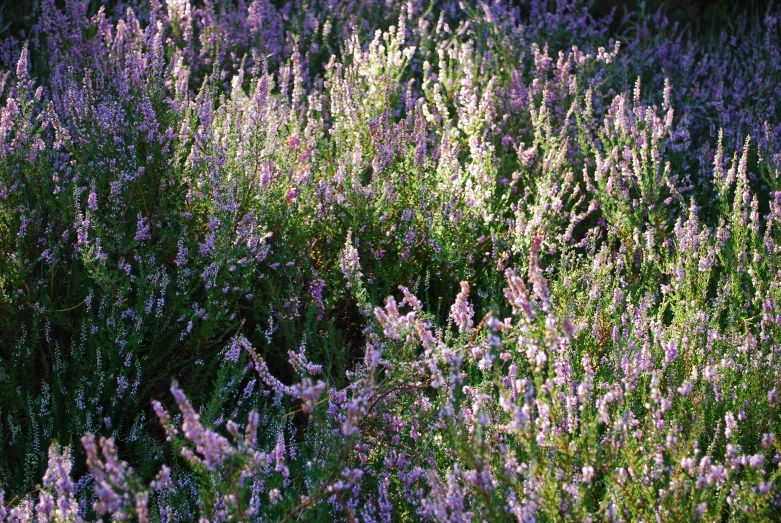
[1,0,780,521]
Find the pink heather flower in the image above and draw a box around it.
[339,229,362,287]
[17,215,28,238]
[342,400,361,437]
[81,434,136,517]
[135,491,149,523]
[374,295,417,340]
[87,188,98,211]
[242,337,295,396]
[294,378,326,415]
[528,237,550,307]
[664,339,678,364]
[167,0,192,28]
[274,432,287,474]
[168,383,236,471]
[399,286,422,311]
[37,490,54,517]
[450,281,475,334]
[174,239,189,266]
[152,400,178,440]
[259,161,273,188]
[504,269,535,320]
[725,412,738,439]
[769,388,779,407]
[681,457,696,474]
[288,344,323,375]
[76,214,91,246]
[8,498,33,521]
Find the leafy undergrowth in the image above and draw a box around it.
[1,0,780,521]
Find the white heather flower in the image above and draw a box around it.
[581,465,595,483]
[725,412,738,439]
[339,229,362,287]
[677,381,693,396]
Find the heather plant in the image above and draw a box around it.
[1,0,781,521]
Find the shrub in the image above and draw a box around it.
[0,0,780,520]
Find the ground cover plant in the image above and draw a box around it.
[0,0,780,520]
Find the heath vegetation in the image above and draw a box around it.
[0,0,780,521]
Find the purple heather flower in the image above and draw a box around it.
[135,213,150,242]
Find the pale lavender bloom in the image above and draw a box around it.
[169,385,233,471]
[7,498,34,522]
[664,339,678,364]
[450,281,475,334]
[399,286,422,312]
[581,465,595,483]
[3,0,781,519]
[37,490,54,518]
[82,434,135,517]
[339,229,362,287]
[504,269,535,320]
[769,388,779,408]
[39,444,80,521]
[725,412,738,439]
[374,295,417,340]
[342,399,362,437]
[224,335,243,363]
[15,42,31,89]
[294,379,326,415]
[175,239,188,266]
[528,237,550,307]
[677,381,693,396]
[242,337,295,396]
[748,454,765,468]
[17,215,28,238]
[288,344,323,375]
[135,492,149,523]
[134,213,150,242]
[310,279,325,320]
[274,432,287,475]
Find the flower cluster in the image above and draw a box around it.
[1,0,781,521]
